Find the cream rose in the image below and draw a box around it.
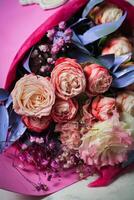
[116,91,134,116]
[79,117,133,167]
[90,4,123,25]
[102,37,133,58]
[11,74,55,118]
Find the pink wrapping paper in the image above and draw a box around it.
[0,0,134,196]
[0,0,88,196]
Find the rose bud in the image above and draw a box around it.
[11,74,55,118]
[90,4,123,24]
[22,116,52,133]
[51,58,86,100]
[84,64,112,96]
[116,91,134,116]
[51,98,78,123]
[92,96,118,121]
[102,37,133,58]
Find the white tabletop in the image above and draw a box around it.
[1,171,134,200]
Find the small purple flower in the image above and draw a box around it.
[57,38,65,48]
[30,136,35,143]
[47,29,55,40]
[39,44,49,53]
[47,57,54,64]
[40,65,50,73]
[51,44,60,55]
[58,21,66,30]
[35,137,44,144]
[41,159,49,166]
[64,28,73,36]
[21,143,28,150]
[65,36,72,43]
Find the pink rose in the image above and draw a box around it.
[92,96,118,121]
[90,4,123,25]
[102,37,133,58]
[51,58,86,100]
[55,120,81,150]
[84,64,112,96]
[22,115,52,133]
[51,98,78,123]
[11,74,55,118]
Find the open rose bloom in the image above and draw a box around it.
[1,0,134,196]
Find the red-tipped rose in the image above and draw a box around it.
[90,4,123,25]
[51,98,78,123]
[51,58,86,100]
[84,64,112,96]
[102,37,133,58]
[92,96,118,121]
[22,115,52,133]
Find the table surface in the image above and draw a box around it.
[1,171,134,200]
[0,0,134,199]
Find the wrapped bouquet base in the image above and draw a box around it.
[0,148,80,195]
[0,0,134,196]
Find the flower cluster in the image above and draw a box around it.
[29,21,73,76]
[11,54,134,169]
[8,0,134,188]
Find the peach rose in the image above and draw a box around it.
[92,96,118,121]
[51,58,86,100]
[116,91,134,116]
[84,64,112,96]
[51,98,78,123]
[90,4,123,24]
[11,74,55,118]
[102,37,133,58]
[22,115,51,133]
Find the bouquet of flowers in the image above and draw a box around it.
[0,0,134,196]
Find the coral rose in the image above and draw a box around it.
[51,58,86,100]
[116,91,134,116]
[102,37,133,58]
[84,64,112,96]
[90,4,123,24]
[79,116,133,167]
[22,115,51,133]
[11,74,55,118]
[92,96,118,121]
[51,98,78,123]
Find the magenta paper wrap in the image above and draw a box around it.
[0,0,134,196]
